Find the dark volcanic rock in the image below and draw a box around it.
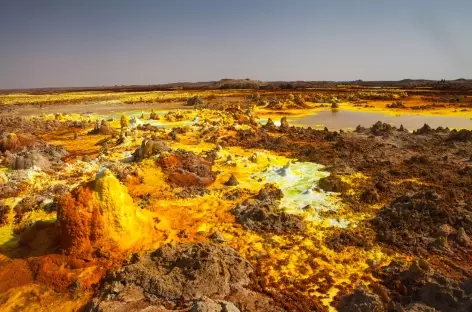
[338,287,385,312]
[106,242,252,300]
[378,260,472,312]
[224,174,239,186]
[231,184,305,233]
[340,259,472,312]
[360,188,380,204]
[449,129,472,142]
[414,124,433,135]
[187,96,203,106]
[318,174,349,193]
[371,121,394,136]
[86,242,285,312]
[263,118,277,131]
[372,191,472,254]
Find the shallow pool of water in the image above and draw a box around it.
[286,110,472,131]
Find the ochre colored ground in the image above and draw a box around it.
[0,89,471,311]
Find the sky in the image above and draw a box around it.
[1,0,471,89]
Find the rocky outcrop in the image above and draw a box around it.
[57,169,153,258]
[318,174,349,192]
[231,184,305,233]
[158,150,216,187]
[133,139,170,161]
[86,242,283,312]
[89,120,116,135]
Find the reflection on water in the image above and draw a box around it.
[289,110,472,131]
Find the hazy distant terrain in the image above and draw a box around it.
[1,78,471,94]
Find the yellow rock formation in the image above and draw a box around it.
[93,169,152,250]
[57,169,153,257]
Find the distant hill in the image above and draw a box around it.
[1,78,471,94]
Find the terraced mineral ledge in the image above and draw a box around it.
[0,88,471,312]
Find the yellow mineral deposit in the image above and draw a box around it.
[93,169,154,251]
[1,85,470,312]
[120,113,130,129]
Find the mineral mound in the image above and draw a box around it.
[158,149,216,187]
[57,169,153,258]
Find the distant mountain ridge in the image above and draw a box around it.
[1,78,471,93]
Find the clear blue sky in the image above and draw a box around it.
[1,0,471,88]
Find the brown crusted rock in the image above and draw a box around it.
[10,146,68,171]
[456,227,472,247]
[372,191,472,254]
[190,297,240,312]
[14,195,42,223]
[263,118,277,131]
[0,133,38,152]
[376,259,472,312]
[133,139,170,161]
[89,120,116,135]
[360,188,380,204]
[231,184,305,233]
[149,109,160,120]
[0,203,9,226]
[414,124,433,135]
[86,243,285,311]
[224,174,239,186]
[97,242,253,301]
[448,129,472,142]
[338,287,385,312]
[256,184,283,201]
[371,121,394,136]
[279,117,289,130]
[318,174,349,193]
[187,96,203,107]
[326,228,373,252]
[12,152,50,170]
[208,231,226,243]
[403,303,438,312]
[158,150,216,187]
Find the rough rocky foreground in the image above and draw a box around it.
[85,242,285,312]
[1,110,472,312]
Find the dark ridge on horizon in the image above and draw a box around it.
[1,78,471,94]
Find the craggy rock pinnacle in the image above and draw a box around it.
[279,117,289,130]
[187,96,203,106]
[89,120,116,135]
[57,169,153,258]
[224,174,239,186]
[263,118,277,131]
